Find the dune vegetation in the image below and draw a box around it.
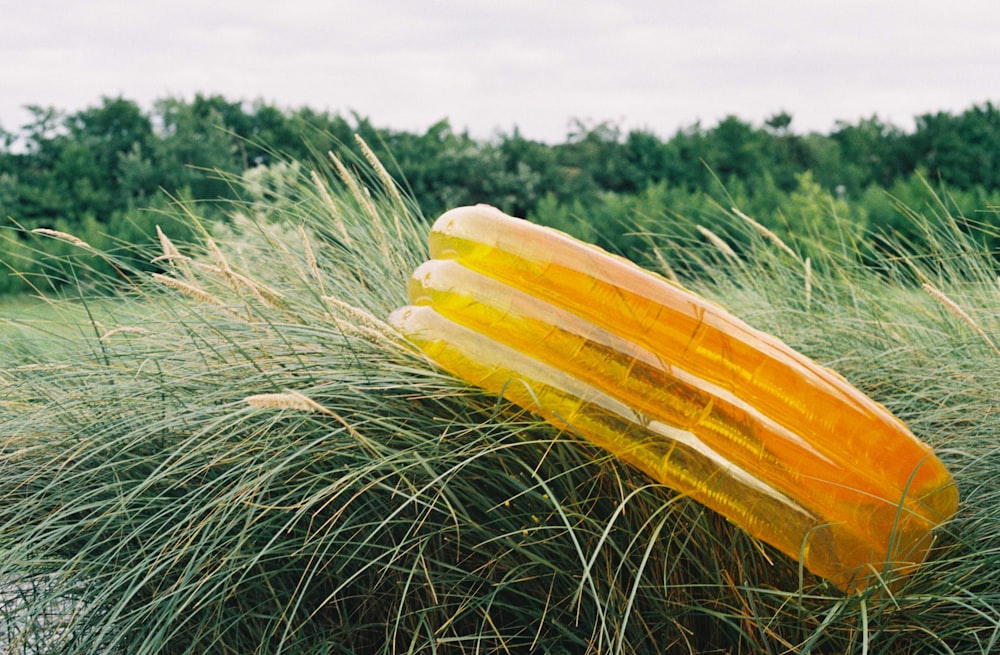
[1,144,998,654]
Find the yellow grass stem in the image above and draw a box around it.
[731,207,799,259]
[156,225,182,261]
[245,390,380,452]
[650,247,680,284]
[310,169,339,218]
[322,295,408,349]
[298,224,325,295]
[99,326,151,341]
[355,134,407,212]
[922,282,1000,356]
[696,225,739,261]
[245,390,331,414]
[151,273,224,307]
[328,150,378,221]
[804,256,812,312]
[30,228,92,249]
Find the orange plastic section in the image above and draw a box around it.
[389,205,959,592]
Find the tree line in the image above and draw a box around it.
[1,94,998,294]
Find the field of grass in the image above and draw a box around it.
[0,151,998,654]
[1,294,129,364]
[0,295,65,345]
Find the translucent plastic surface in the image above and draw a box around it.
[389,205,959,592]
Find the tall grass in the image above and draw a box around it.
[1,150,998,654]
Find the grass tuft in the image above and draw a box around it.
[1,154,998,653]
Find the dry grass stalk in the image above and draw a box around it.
[328,151,379,220]
[226,270,286,309]
[151,273,225,307]
[922,282,1000,356]
[204,238,225,262]
[651,247,680,284]
[31,228,91,249]
[322,295,407,348]
[150,253,193,265]
[804,256,812,311]
[696,225,738,261]
[310,169,339,217]
[327,151,362,201]
[315,165,355,247]
[153,226,195,279]
[309,168,357,246]
[355,134,407,212]
[322,295,392,333]
[244,390,378,450]
[731,207,799,259]
[192,240,286,309]
[206,238,239,286]
[298,224,325,295]
[156,225,181,260]
[245,390,332,414]
[329,314,408,351]
[99,326,151,341]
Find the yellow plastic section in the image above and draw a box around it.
[389,204,959,592]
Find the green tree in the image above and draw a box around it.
[909,102,1000,189]
[829,116,906,193]
[496,128,561,216]
[761,112,815,190]
[153,96,242,204]
[622,129,669,191]
[554,119,644,194]
[702,115,767,184]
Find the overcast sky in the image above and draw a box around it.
[3,0,999,142]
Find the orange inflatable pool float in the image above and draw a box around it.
[389,205,958,592]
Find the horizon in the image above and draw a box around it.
[3,92,997,146]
